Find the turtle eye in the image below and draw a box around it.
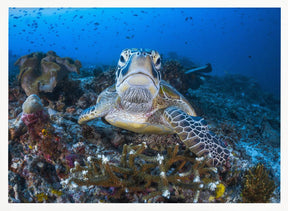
[118,53,128,68]
[120,55,125,63]
[156,58,161,66]
[154,57,161,70]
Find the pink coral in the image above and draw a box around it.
[21,110,49,127]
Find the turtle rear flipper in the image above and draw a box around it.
[163,106,229,166]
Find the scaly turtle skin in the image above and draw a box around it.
[78,48,229,166]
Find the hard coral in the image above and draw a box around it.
[215,183,225,198]
[69,143,220,202]
[90,67,116,94]
[22,94,45,114]
[15,51,82,96]
[20,94,67,163]
[162,60,208,93]
[241,163,275,203]
[21,94,49,139]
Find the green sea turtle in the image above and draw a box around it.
[78,48,229,166]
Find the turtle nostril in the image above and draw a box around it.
[137,52,140,56]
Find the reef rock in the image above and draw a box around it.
[15,51,82,96]
[21,94,48,126]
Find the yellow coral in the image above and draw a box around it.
[208,195,215,202]
[36,193,48,202]
[215,183,225,198]
[51,189,63,196]
[41,129,48,136]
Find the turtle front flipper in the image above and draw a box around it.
[78,85,118,124]
[163,106,229,166]
[78,103,107,124]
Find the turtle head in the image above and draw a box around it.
[115,48,161,103]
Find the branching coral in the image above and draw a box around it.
[15,51,82,96]
[241,163,275,203]
[69,143,220,202]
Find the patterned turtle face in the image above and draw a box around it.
[115,48,162,104]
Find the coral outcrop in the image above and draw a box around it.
[241,163,276,203]
[20,94,49,139]
[15,51,82,96]
[162,60,211,93]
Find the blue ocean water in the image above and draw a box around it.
[9,7,280,97]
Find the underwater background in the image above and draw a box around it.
[9,8,280,97]
[8,7,281,203]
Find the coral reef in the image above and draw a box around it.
[10,94,67,164]
[68,143,221,202]
[215,183,226,199]
[187,74,280,179]
[241,163,276,203]
[15,51,82,96]
[20,94,49,140]
[162,60,211,93]
[8,57,280,203]
[9,94,48,141]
